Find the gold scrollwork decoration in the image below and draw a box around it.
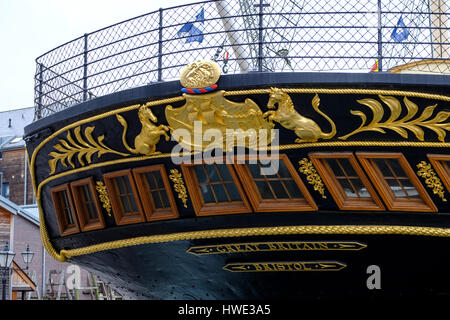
[416,161,447,202]
[168,169,188,208]
[339,95,450,141]
[298,158,327,199]
[263,88,336,143]
[48,126,128,175]
[95,181,112,216]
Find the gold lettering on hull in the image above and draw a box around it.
[187,241,366,255]
[223,261,347,272]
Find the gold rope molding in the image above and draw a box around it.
[60,224,450,259]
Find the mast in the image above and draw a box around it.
[430,0,449,58]
[215,1,251,72]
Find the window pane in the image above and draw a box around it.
[248,163,261,178]
[255,181,275,199]
[120,195,132,212]
[2,183,10,199]
[160,191,170,208]
[81,184,93,201]
[386,158,407,177]
[373,159,393,177]
[224,183,242,201]
[277,160,291,178]
[194,166,208,184]
[386,179,406,198]
[401,178,419,198]
[86,201,98,220]
[269,181,289,199]
[212,184,228,202]
[217,164,233,181]
[338,179,357,198]
[350,178,370,198]
[151,191,163,209]
[145,172,157,189]
[154,171,164,188]
[116,176,127,194]
[327,159,344,177]
[127,195,138,213]
[61,190,74,225]
[199,184,215,203]
[206,165,220,182]
[283,180,303,199]
[339,159,357,177]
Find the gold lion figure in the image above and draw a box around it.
[116,104,170,155]
[263,88,336,143]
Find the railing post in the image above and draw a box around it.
[83,33,88,101]
[37,63,44,120]
[377,0,383,71]
[158,8,163,82]
[258,0,264,72]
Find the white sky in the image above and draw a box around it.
[0,0,189,112]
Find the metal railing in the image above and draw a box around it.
[34,0,450,120]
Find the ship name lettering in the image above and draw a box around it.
[254,262,306,271]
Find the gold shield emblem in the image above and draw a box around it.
[165,90,275,151]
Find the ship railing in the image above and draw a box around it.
[33,0,450,120]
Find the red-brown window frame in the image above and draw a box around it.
[70,177,106,232]
[181,162,252,216]
[234,154,318,212]
[356,152,437,212]
[308,152,385,211]
[427,154,450,193]
[103,169,146,226]
[50,183,80,236]
[132,164,179,222]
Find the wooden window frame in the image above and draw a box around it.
[50,184,80,236]
[356,152,437,212]
[309,152,385,211]
[132,165,179,222]
[427,154,450,193]
[70,177,106,232]
[103,169,145,226]
[181,162,252,216]
[234,154,317,212]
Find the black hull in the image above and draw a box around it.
[64,232,450,300]
[25,72,450,299]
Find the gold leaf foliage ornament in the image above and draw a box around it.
[169,169,188,208]
[298,158,327,199]
[48,126,128,175]
[339,95,450,141]
[416,161,447,202]
[95,181,112,216]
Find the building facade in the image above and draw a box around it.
[0,108,100,300]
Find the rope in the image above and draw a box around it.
[62,224,450,259]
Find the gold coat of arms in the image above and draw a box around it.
[165,90,275,151]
